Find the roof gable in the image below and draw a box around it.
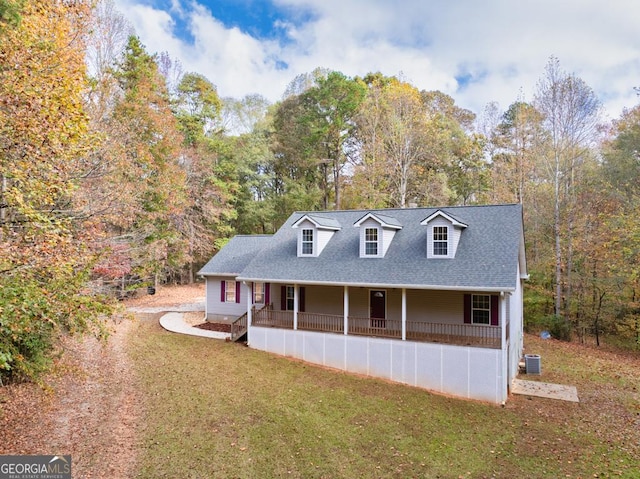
[420,210,468,228]
[292,214,341,231]
[353,212,402,230]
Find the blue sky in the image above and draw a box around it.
[114,0,640,121]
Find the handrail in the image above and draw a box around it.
[251,310,501,348]
[230,311,248,342]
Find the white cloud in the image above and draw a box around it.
[115,0,640,119]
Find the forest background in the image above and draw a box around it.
[1,0,639,381]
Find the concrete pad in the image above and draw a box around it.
[159,312,231,340]
[512,379,579,403]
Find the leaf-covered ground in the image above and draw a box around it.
[0,284,203,478]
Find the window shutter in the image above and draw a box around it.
[299,287,306,312]
[281,285,286,310]
[265,283,270,305]
[220,280,226,302]
[463,294,471,324]
[235,281,241,303]
[251,282,255,304]
[491,295,499,326]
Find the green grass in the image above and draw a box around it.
[129,320,639,478]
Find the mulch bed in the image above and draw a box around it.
[193,322,232,333]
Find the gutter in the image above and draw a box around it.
[236,276,516,293]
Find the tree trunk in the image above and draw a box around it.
[554,152,563,319]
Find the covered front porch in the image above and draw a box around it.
[243,284,506,350]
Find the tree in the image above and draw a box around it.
[299,71,366,209]
[600,104,640,346]
[490,101,545,204]
[0,0,114,379]
[106,35,188,286]
[220,93,271,135]
[534,56,601,322]
[173,72,241,281]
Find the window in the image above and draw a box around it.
[302,228,314,255]
[433,226,448,256]
[472,294,491,324]
[224,281,236,303]
[365,227,378,255]
[285,286,295,311]
[254,282,265,304]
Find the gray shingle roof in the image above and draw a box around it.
[294,214,342,230]
[213,204,525,291]
[198,235,273,276]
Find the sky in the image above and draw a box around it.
[114,0,640,122]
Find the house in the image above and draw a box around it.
[198,204,527,404]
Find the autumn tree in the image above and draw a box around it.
[172,72,241,281]
[104,35,188,287]
[345,73,394,209]
[0,0,114,379]
[534,57,602,323]
[489,101,545,204]
[600,104,640,346]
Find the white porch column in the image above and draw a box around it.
[246,282,252,328]
[401,288,407,341]
[500,291,507,350]
[343,286,349,335]
[293,284,298,330]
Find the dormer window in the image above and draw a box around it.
[421,210,467,259]
[292,214,341,257]
[365,228,378,255]
[354,212,402,258]
[302,229,314,255]
[432,226,448,256]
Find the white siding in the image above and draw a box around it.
[507,263,525,385]
[204,276,249,321]
[317,229,334,255]
[381,228,397,256]
[249,328,506,403]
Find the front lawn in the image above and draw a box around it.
[129,320,639,478]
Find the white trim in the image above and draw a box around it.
[420,210,468,228]
[353,212,402,229]
[199,272,239,277]
[292,214,341,230]
[300,227,315,256]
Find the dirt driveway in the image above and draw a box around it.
[0,284,204,478]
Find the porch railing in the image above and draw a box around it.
[253,305,294,329]
[251,310,501,349]
[230,310,248,342]
[298,312,344,333]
